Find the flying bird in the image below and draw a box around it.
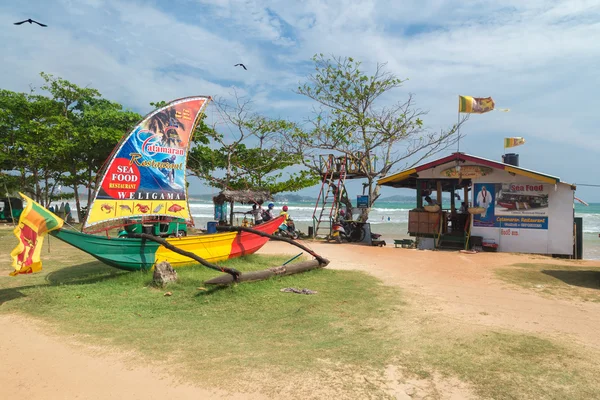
[234,63,247,70]
[14,19,47,27]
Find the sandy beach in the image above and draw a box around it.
[2,241,600,399]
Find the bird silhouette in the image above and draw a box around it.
[234,63,247,70]
[14,19,47,27]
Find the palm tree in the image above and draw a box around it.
[145,107,186,145]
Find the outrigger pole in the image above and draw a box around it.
[132,227,330,285]
[204,225,330,285]
[131,233,242,279]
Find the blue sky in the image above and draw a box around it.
[2,0,599,201]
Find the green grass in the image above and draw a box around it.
[403,326,600,400]
[2,226,600,399]
[495,263,600,302]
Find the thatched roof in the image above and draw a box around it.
[213,189,273,205]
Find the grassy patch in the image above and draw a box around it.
[495,263,600,302]
[2,226,600,399]
[0,226,403,396]
[403,326,600,400]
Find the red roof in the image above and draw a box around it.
[378,152,565,186]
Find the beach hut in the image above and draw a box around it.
[212,189,273,226]
[378,152,578,257]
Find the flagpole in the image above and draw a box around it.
[457,95,461,153]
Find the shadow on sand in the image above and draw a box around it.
[542,270,600,290]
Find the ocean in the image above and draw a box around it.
[186,200,600,260]
[64,199,600,260]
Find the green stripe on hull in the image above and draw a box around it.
[50,230,160,271]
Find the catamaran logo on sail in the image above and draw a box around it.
[144,144,184,156]
[140,133,184,156]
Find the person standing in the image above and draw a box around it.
[476,186,493,218]
[250,203,263,225]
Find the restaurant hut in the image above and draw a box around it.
[212,189,273,227]
[378,152,581,258]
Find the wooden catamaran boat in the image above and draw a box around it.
[50,216,284,271]
[15,96,284,272]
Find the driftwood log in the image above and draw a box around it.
[153,261,178,287]
[204,259,327,285]
[215,225,329,265]
[131,233,241,279]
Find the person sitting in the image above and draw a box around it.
[337,209,349,223]
[279,205,289,223]
[459,201,468,213]
[262,203,275,221]
[424,195,438,206]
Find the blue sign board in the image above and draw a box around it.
[357,195,369,209]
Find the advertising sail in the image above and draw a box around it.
[83,96,211,230]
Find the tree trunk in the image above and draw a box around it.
[71,166,81,223]
[339,185,354,220]
[359,180,382,222]
[44,175,49,207]
[87,167,93,208]
[33,169,40,202]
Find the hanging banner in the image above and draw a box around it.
[473,183,549,229]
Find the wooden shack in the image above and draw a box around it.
[378,152,578,257]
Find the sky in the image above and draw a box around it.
[2,0,599,201]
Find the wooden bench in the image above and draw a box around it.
[394,239,414,248]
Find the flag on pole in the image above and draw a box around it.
[10,193,64,276]
[459,96,495,114]
[504,137,526,148]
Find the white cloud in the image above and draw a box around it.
[1,0,599,198]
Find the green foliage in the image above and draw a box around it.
[187,96,318,194]
[292,54,460,221]
[0,73,141,209]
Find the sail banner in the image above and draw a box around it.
[459,95,495,114]
[504,137,525,148]
[10,193,64,275]
[84,96,211,229]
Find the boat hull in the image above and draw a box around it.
[50,216,285,271]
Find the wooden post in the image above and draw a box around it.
[416,182,422,208]
[450,183,456,213]
[229,201,234,226]
[436,181,442,208]
[464,186,469,207]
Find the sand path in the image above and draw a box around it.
[0,313,267,400]
[260,241,600,349]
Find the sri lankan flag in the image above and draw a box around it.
[459,96,495,114]
[10,193,64,276]
[504,137,525,148]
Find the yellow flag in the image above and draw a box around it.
[10,193,64,276]
[504,137,525,148]
[459,96,495,114]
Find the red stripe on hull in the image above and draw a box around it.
[228,216,285,259]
